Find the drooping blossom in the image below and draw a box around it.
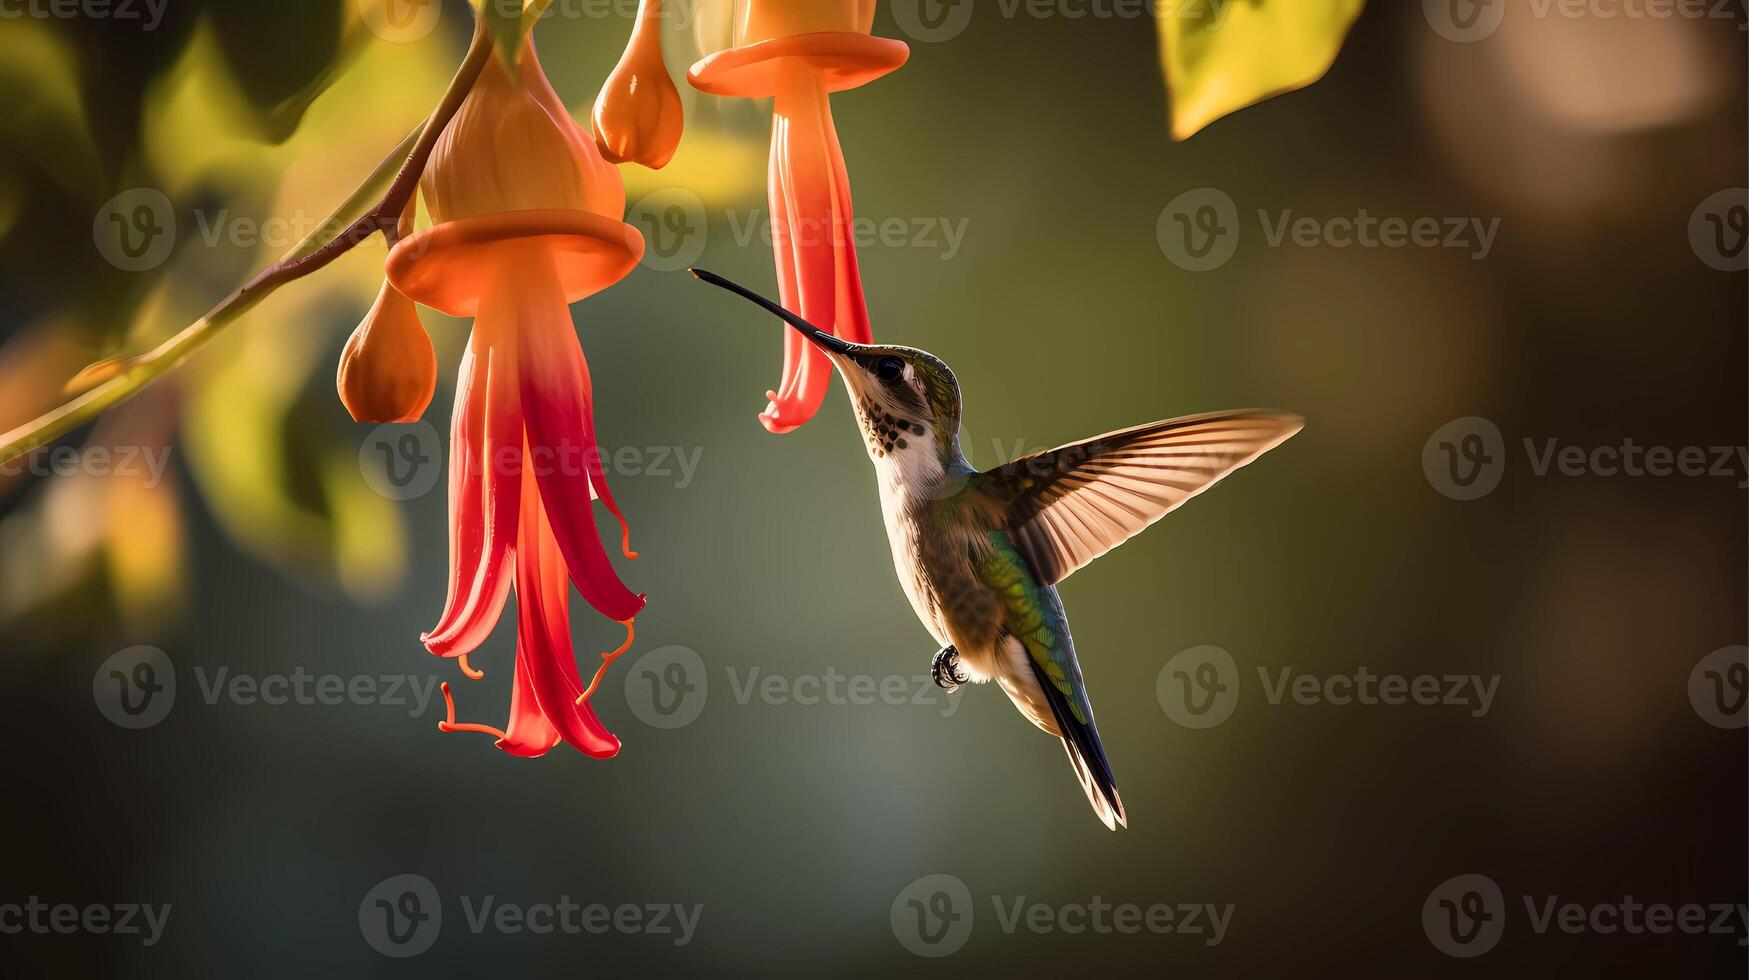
[593,0,684,170]
[336,280,436,424]
[688,0,906,433]
[382,40,646,758]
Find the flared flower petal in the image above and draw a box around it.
[515,255,644,624]
[507,472,621,758]
[423,323,521,657]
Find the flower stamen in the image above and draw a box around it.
[437,681,510,741]
[576,618,635,705]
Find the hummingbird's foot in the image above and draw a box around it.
[931,646,969,692]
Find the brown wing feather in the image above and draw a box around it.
[978,411,1302,585]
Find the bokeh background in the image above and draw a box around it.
[0,0,1744,976]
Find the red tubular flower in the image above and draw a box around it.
[385,40,645,759]
[688,0,906,434]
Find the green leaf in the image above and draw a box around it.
[1159,0,1365,140]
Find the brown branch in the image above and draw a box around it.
[0,18,493,461]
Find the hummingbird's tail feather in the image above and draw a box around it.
[1024,650,1127,830]
[1061,735,1127,831]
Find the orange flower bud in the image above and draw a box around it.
[592,0,683,170]
[336,281,437,423]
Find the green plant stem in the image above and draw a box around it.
[0,19,493,463]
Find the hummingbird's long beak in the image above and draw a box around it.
[689,268,858,356]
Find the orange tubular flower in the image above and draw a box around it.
[385,40,645,759]
[336,281,437,423]
[593,0,684,169]
[689,0,906,434]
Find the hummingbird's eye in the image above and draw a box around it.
[875,356,905,383]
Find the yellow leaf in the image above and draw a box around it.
[1158,0,1364,140]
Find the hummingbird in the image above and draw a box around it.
[692,269,1302,830]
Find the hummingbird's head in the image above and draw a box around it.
[691,269,964,470]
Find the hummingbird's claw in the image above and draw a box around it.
[931,646,969,692]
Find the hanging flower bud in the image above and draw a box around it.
[336,280,437,423]
[592,0,684,169]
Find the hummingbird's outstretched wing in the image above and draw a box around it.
[973,410,1302,586]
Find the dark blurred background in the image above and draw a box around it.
[0,0,1744,976]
